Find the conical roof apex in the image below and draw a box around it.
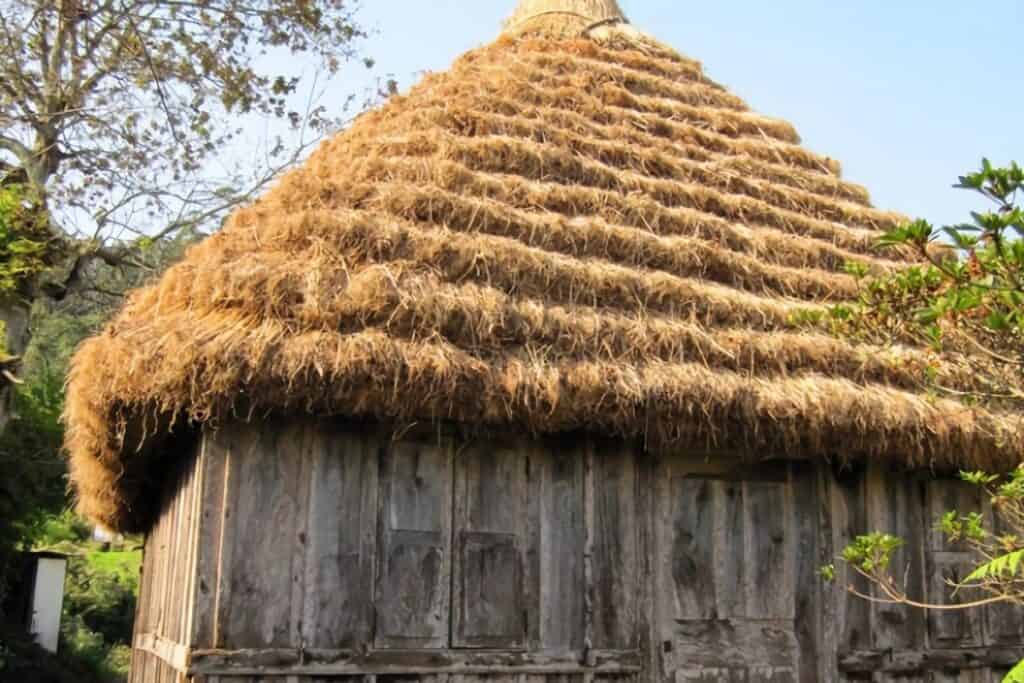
[64,4,1024,531]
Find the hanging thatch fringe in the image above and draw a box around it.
[64,20,1024,532]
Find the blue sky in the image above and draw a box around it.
[323,0,1022,229]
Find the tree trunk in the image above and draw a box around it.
[0,300,31,430]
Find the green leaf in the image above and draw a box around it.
[964,549,1024,583]
[1003,658,1024,683]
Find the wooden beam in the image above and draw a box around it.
[187,647,642,676]
[136,633,190,673]
[838,647,1024,674]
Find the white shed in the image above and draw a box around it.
[23,551,68,653]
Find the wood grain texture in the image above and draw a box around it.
[590,443,639,651]
[127,420,1024,683]
[222,420,307,648]
[453,442,528,648]
[538,444,585,652]
[374,435,453,649]
[302,424,379,649]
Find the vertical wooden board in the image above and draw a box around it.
[829,465,871,653]
[221,420,307,648]
[985,503,1024,646]
[743,480,793,620]
[453,443,528,648]
[926,480,984,553]
[181,446,205,645]
[590,445,639,650]
[128,645,145,683]
[170,455,196,643]
[374,436,453,649]
[525,445,542,650]
[538,446,585,652]
[986,598,1024,645]
[866,463,926,651]
[192,431,229,649]
[667,476,716,620]
[712,478,745,620]
[150,490,172,637]
[162,460,185,639]
[790,466,824,683]
[926,551,983,647]
[814,466,840,683]
[136,531,157,643]
[302,424,378,649]
[634,454,657,683]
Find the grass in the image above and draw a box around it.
[85,551,141,584]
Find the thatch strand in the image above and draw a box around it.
[65,23,1024,531]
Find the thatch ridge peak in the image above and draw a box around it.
[506,0,628,35]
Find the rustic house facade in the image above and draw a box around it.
[64,1,1024,681]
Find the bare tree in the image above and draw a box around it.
[0,0,370,416]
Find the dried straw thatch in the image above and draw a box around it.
[65,1,1024,531]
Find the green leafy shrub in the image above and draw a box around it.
[0,185,53,299]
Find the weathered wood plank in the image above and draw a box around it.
[927,551,984,648]
[188,647,641,676]
[712,478,744,620]
[211,424,241,650]
[829,464,871,654]
[669,620,798,671]
[633,452,656,683]
[288,423,315,650]
[374,436,453,649]
[866,462,926,651]
[839,647,1024,674]
[667,476,715,620]
[136,632,190,672]
[538,444,585,652]
[453,443,528,648]
[791,465,823,683]
[302,424,379,649]
[590,443,638,651]
[743,479,793,620]
[192,434,230,648]
[674,670,747,682]
[221,420,306,648]
[985,498,1024,647]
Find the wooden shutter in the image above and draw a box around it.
[374,438,453,649]
[657,457,803,682]
[452,445,529,648]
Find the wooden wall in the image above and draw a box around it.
[128,418,1024,683]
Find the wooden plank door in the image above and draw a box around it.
[374,436,454,649]
[655,457,814,682]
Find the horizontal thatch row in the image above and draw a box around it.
[532,38,709,85]
[67,315,1022,530]
[391,101,871,206]
[341,182,862,299]
[65,29,1024,530]
[114,252,983,397]
[472,52,804,146]
[516,51,751,111]
[317,154,901,264]
[369,127,899,233]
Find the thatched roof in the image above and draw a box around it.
[66,0,1024,531]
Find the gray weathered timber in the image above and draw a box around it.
[127,418,1024,683]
